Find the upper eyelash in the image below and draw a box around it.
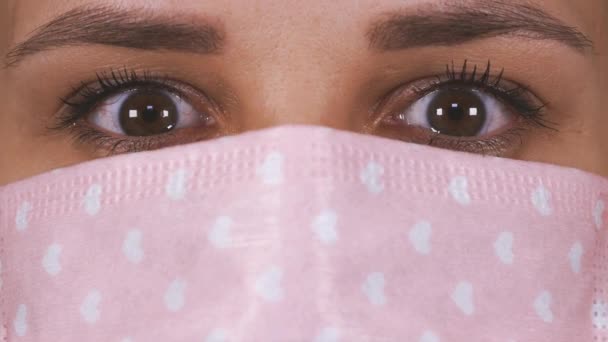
[54,62,555,157]
[54,68,176,131]
[446,59,498,86]
[61,67,161,106]
[412,59,556,131]
[52,68,224,155]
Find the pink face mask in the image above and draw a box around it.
[1,125,607,341]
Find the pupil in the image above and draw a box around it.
[427,89,486,137]
[119,91,178,136]
[143,106,158,122]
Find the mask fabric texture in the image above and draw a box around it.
[0,125,607,342]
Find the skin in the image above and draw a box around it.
[1,0,607,185]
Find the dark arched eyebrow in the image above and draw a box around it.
[5,1,593,68]
[367,1,593,53]
[5,5,225,67]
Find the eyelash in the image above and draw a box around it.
[54,61,555,156]
[54,68,218,154]
[375,60,555,156]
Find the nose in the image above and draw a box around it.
[220,5,368,134]
[234,48,360,133]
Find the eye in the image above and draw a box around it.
[398,87,510,137]
[88,89,215,136]
[374,60,551,156]
[55,69,225,154]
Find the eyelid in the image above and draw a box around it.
[55,69,227,132]
[368,61,556,156]
[49,68,233,155]
[371,69,546,130]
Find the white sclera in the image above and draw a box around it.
[401,89,509,136]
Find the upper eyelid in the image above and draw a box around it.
[56,69,233,134]
[56,72,190,128]
[413,75,529,102]
[370,66,547,128]
[404,70,533,99]
[60,63,546,127]
[416,62,548,110]
[62,71,196,109]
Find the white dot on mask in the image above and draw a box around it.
[13,304,27,337]
[80,290,102,324]
[594,199,605,230]
[409,221,432,255]
[123,230,144,264]
[83,184,103,216]
[164,278,187,312]
[205,329,229,342]
[360,162,385,194]
[208,216,233,249]
[448,176,471,206]
[311,209,339,245]
[165,169,189,201]
[256,151,285,185]
[419,330,440,342]
[254,266,284,302]
[314,326,341,342]
[568,241,583,274]
[494,231,514,265]
[533,290,553,323]
[531,185,553,217]
[16,201,32,231]
[362,272,386,306]
[42,243,62,276]
[451,281,474,315]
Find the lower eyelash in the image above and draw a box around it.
[436,60,557,155]
[428,127,529,156]
[62,118,222,156]
[55,62,555,157]
[53,67,223,154]
[64,124,172,155]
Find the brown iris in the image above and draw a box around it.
[427,88,487,136]
[119,90,178,136]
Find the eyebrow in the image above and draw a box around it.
[5,1,593,68]
[367,0,593,54]
[5,5,225,67]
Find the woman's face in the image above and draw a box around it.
[1,0,607,185]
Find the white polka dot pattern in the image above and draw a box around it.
[122,230,144,264]
[15,201,32,231]
[254,266,284,303]
[83,184,103,216]
[0,126,604,341]
[451,281,474,316]
[164,279,186,312]
[494,231,514,265]
[42,243,62,276]
[13,304,27,337]
[80,290,102,324]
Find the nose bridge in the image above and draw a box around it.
[230,4,359,131]
[254,50,336,127]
